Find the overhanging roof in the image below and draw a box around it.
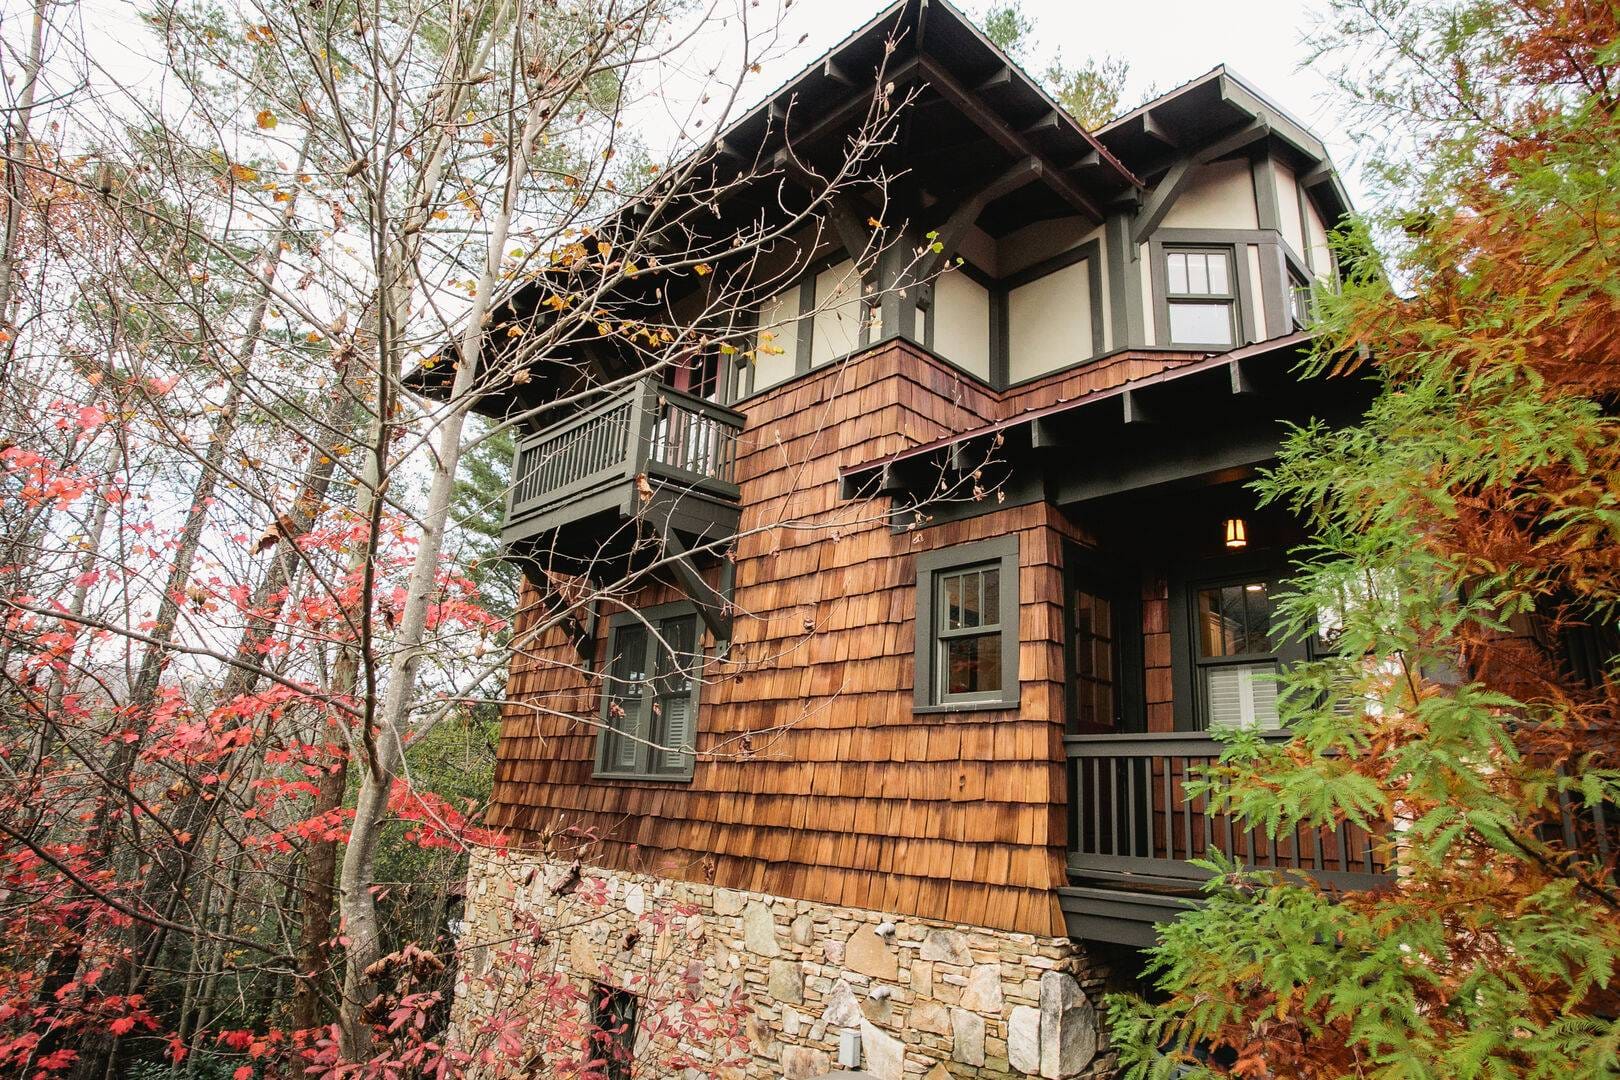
[1095,65,1353,225]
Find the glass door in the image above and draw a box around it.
[1064,547,1143,734]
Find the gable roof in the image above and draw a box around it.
[1095,63,1352,222]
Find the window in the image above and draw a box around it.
[915,536,1020,710]
[587,984,638,1080]
[1289,271,1313,330]
[1064,550,1145,733]
[1164,248,1236,347]
[666,347,720,402]
[596,605,701,779]
[1193,579,1282,730]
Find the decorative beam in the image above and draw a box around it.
[1121,389,1153,425]
[822,57,854,86]
[1023,110,1062,137]
[1299,162,1334,189]
[1131,118,1270,244]
[1141,112,1180,148]
[1030,418,1068,449]
[828,195,876,269]
[1218,74,1327,162]
[1229,356,1256,395]
[917,55,1105,223]
[658,528,733,646]
[914,156,1041,282]
[769,56,922,175]
[977,66,1014,93]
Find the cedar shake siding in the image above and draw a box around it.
[485,340,1196,937]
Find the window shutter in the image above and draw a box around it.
[1206,662,1280,730]
[658,693,692,774]
[605,625,648,772]
[654,615,697,775]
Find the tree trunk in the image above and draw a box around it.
[334,87,548,1058]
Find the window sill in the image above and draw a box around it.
[591,769,694,783]
[912,699,1021,716]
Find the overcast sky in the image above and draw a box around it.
[47,0,1369,209]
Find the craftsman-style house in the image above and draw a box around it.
[445,1,1380,1077]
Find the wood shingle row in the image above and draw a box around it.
[486,340,1188,935]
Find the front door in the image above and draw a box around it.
[1064,546,1143,734]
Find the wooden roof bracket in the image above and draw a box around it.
[1229,355,1257,395]
[915,156,1042,284]
[916,54,1106,223]
[1131,118,1271,245]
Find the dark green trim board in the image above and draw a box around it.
[990,286,1010,388]
[1105,211,1140,351]
[1257,240,1290,340]
[914,535,1021,713]
[793,273,815,373]
[1296,183,1316,276]
[1250,148,1281,233]
[1001,238,1106,362]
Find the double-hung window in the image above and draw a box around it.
[596,605,700,780]
[1192,578,1285,730]
[915,536,1021,710]
[1164,247,1237,347]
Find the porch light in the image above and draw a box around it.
[1223,517,1248,549]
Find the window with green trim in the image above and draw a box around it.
[1164,247,1237,347]
[596,606,701,780]
[915,536,1021,711]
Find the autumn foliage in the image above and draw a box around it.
[1110,2,1620,1077]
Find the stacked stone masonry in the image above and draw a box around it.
[454,852,1112,1080]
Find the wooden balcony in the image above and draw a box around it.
[503,377,745,564]
[1059,731,1391,946]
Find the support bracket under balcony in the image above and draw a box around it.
[654,525,733,648]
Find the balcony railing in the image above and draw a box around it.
[1065,731,1389,893]
[505,377,744,544]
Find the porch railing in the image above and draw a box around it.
[507,377,744,527]
[1065,731,1390,892]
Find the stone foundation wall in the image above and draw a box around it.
[452,852,1113,1079]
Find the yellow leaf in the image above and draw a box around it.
[230,163,258,183]
[694,263,711,276]
[256,109,277,129]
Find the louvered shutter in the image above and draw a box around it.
[653,615,698,775]
[1206,662,1280,730]
[657,694,692,774]
[605,625,647,772]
